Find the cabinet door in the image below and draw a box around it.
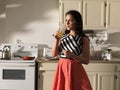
[59,0,82,24]
[116,72,120,90]
[98,72,116,90]
[116,64,120,90]
[106,1,120,29]
[83,0,106,29]
[87,72,98,90]
[38,70,55,90]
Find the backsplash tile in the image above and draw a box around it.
[84,30,120,59]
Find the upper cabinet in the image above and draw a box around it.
[83,0,106,29]
[59,0,120,29]
[59,0,82,24]
[106,0,120,29]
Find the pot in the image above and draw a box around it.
[14,55,35,60]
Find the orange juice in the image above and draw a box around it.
[57,31,64,38]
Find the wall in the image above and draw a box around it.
[0,0,5,41]
[0,0,59,48]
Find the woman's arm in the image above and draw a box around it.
[63,37,90,64]
[76,37,90,64]
[52,39,60,57]
[52,30,62,57]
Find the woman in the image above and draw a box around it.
[52,10,92,90]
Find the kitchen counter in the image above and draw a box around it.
[37,58,120,63]
[37,57,120,90]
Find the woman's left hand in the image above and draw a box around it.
[62,50,73,58]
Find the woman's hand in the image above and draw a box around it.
[53,29,64,40]
[52,30,61,57]
[54,31,61,40]
[62,50,74,58]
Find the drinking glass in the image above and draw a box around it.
[53,23,66,38]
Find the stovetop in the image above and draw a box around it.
[0,43,38,63]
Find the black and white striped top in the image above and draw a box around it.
[60,34,83,58]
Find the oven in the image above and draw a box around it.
[0,44,38,90]
[0,62,36,90]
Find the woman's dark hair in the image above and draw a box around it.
[65,10,87,37]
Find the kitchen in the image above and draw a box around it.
[0,0,120,90]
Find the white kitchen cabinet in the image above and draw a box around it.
[59,0,120,29]
[116,64,120,90]
[38,63,57,90]
[38,71,55,90]
[86,72,98,90]
[98,72,116,90]
[86,72,116,90]
[59,0,107,29]
[83,63,118,90]
[38,62,120,90]
[83,0,106,29]
[59,0,82,24]
[106,1,120,29]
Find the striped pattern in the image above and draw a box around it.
[60,34,83,57]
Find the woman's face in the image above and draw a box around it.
[65,14,76,31]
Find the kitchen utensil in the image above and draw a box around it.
[14,55,35,60]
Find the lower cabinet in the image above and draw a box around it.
[38,63,57,90]
[83,63,119,90]
[38,70,55,90]
[98,72,116,90]
[38,62,120,90]
[86,72,98,90]
[116,64,120,90]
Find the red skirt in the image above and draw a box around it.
[52,58,92,90]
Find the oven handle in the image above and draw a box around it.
[0,64,35,67]
[28,65,35,67]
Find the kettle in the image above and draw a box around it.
[2,45,11,60]
[0,50,2,59]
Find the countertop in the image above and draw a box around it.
[37,58,120,64]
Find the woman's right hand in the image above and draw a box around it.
[53,30,64,40]
[52,30,61,57]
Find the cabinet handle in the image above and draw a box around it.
[104,22,106,27]
[105,2,107,7]
[114,74,117,79]
[38,74,40,79]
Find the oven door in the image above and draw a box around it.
[0,63,35,90]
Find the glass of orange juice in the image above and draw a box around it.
[57,23,66,38]
[52,23,66,39]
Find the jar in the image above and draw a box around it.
[101,49,112,60]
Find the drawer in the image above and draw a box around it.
[83,63,117,72]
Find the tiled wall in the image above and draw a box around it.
[87,30,120,49]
